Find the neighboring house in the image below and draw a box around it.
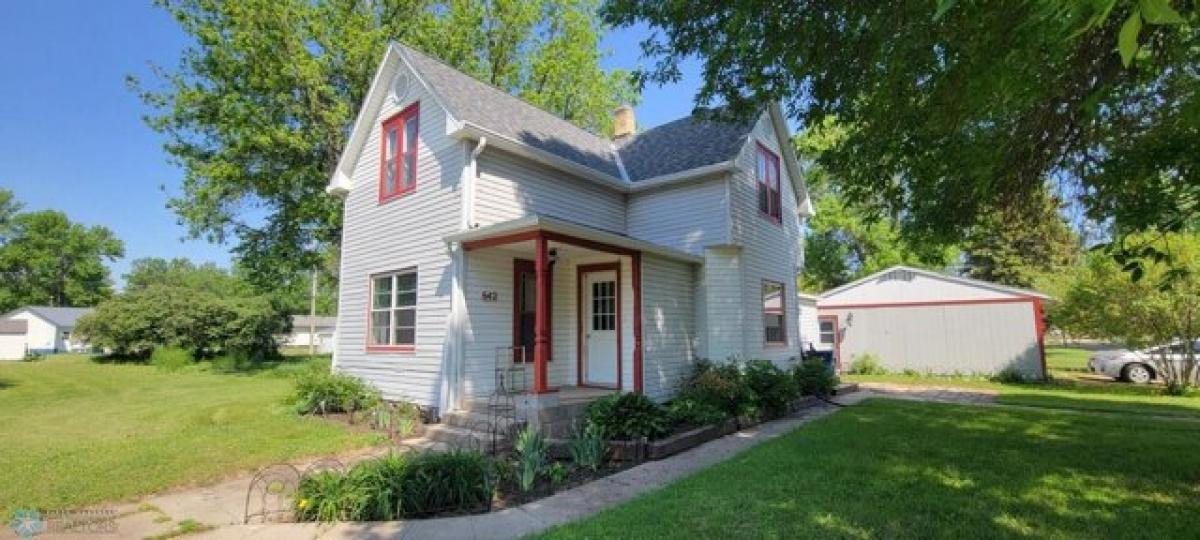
[0,320,28,360]
[816,266,1050,379]
[2,306,94,354]
[281,315,338,353]
[327,43,813,414]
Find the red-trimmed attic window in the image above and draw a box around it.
[379,103,419,203]
[756,143,782,223]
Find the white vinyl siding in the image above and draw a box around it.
[474,148,627,233]
[627,176,730,255]
[701,247,744,362]
[821,302,1042,378]
[727,113,803,364]
[333,54,464,407]
[6,312,61,352]
[641,254,697,401]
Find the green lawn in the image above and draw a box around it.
[843,347,1200,419]
[539,399,1200,539]
[0,355,376,516]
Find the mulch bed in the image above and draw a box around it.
[491,460,638,510]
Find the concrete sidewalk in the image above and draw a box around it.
[197,404,839,540]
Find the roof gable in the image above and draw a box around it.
[5,306,94,328]
[329,42,811,213]
[819,266,1050,304]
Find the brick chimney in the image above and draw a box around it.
[612,105,636,139]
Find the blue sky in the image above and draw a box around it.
[0,2,703,286]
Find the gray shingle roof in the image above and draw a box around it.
[396,43,758,183]
[617,111,757,181]
[5,306,94,328]
[399,44,623,178]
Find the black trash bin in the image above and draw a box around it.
[803,350,836,374]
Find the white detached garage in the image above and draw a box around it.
[818,266,1049,379]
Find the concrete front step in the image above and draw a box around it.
[441,410,523,432]
[421,424,512,451]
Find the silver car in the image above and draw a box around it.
[1088,341,1200,384]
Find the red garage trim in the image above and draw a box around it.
[1032,298,1048,378]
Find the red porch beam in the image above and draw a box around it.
[632,251,644,393]
[533,232,552,393]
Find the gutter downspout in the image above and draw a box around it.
[440,136,488,415]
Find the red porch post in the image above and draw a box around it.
[533,232,552,393]
[632,252,644,393]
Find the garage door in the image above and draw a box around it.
[0,334,26,360]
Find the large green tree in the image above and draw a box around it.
[134,0,637,286]
[962,188,1081,288]
[1053,233,1200,393]
[0,190,124,311]
[796,122,956,291]
[603,0,1197,269]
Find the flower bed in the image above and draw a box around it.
[285,358,838,524]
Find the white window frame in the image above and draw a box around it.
[367,268,417,351]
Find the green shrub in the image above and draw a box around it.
[370,401,423,439]
[348,453,409,521]
[514,426,548,492]
[548,462,568,486]
[290,368,382,414]
[568,421,607,472]
[992,367,1028,384]
[585,393,670,440]
[294,449,492,522]
[75,283,287,360]
[743,359,799,417]
[794,357,839,398]
[400,449,492,516]
[680,360,756,417]
[294,470,370,522]
[150,347,194,371]
[847,354,887,375]
[665,397,728,427]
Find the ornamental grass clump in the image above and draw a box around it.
[514,426,549,492]
[293,449,492,522]
[568,421,608,471]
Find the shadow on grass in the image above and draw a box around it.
[0,378,14,390]
[88,352,329,378]
[543,400,1200,539]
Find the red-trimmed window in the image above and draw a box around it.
[756,143,782,222]
[379,103,419,202]
[368,269,417,351]
[762,280,787,345]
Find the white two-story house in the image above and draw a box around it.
[328,43,813,416]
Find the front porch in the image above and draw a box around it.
[448,217,649,410]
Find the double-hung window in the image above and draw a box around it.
[369,269,417,350]
[756,143,782,222]
[762,280,787,345]
[819,319,836,345]
[379,103,419,202]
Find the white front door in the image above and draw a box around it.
[584,270,619,387]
